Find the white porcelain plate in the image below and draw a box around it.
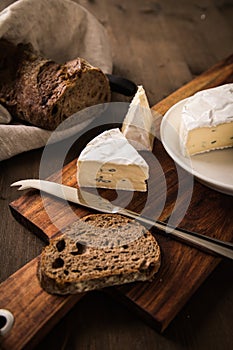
[160,98,233,196]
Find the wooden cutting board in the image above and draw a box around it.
[1,55,233,350]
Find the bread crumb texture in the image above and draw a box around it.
[0,39,111,130]
[38,214,161,294]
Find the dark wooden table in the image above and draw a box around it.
[0,1,233,349]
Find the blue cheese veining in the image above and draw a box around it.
[180,84,233,156]
[77,128,149,191]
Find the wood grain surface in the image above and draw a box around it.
[0,258,83,349]
[0,54,231,349]
[1,1,233,350]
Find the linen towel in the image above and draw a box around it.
[0,0,112,161]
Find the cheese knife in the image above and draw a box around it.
[11,179,233,260]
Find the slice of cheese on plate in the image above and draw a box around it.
[180,83,233,156]
[77,128,149,192]
[122,85,155,151]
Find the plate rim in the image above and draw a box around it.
[160,98,233,195]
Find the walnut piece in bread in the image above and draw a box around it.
[38,214,161,295]
[0,39,111,130]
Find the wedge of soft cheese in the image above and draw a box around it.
[77,128,149,191]
[180,84,233,156]
[122,85,155,151]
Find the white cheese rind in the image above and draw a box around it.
[77,128,149,191]
[180,84,233,156]
[122,85,155,151]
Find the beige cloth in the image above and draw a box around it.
[0,0,113,161]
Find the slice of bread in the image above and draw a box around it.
[0,39,111,130]
[38,214,161,295]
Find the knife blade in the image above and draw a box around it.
[11,179,233,260]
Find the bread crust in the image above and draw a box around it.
[38,214,161,295]
[0,39,111,130]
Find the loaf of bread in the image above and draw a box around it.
[0,39,111,130]
[38,214,161,295]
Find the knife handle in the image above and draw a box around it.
[119,209,233,260]
[106,74,137,96]
[11,180,233,260]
